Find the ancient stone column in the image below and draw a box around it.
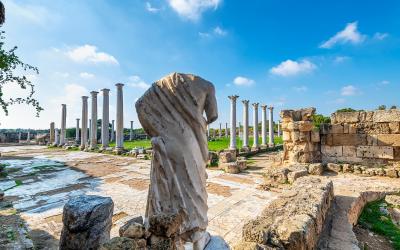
[242,100,249,149]
[115,83,124,153]
[81,96,89,150]
[129,121,134,141]
[252,103,259,150]
[268,106,275,147]
[225,122,228,138]
[50,122,55,144]
[219,123,222,138]
[101,89,110,149]
[278,120,281,137]
[90,91,98,149]
[261,105,267,147]
[27,131,30,142]
[54,129,59,146]
[111,120,115,142]
[75,119,80,143]
[18,132,21,142]
[59,104,66,146]
[228,95,239,150]
[88,119,91,144]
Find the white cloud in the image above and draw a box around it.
[128,75,151,90]
[292,86,308,92]
[379,80,390,85]
[79,72,95,79]
[168,0,221,21]
[6,0,55,25]
[373,32,388,40]
[233,76,254,86]
[146,2,160,13]
[51,83,88,105]
[320,22,366,49]
[65,45,119,65]
[270,59,316,77]
[213,26,227,36]
[341,85,358,96]
[334,56,351,63]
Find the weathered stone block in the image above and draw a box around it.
[264,168,289,185]
[237,159,247,171]
[311,130,320,142]
[342,164,354,173]
[389,122,400,133]
[320,124,330,135]
[356,146,394,159]
[60,195,114,250]
[373,109,400,123]
[343,123,349,133]
[148,212,182,237]
[308,163,324,175]
[100,237,146,250]
[327,163,342,173]
[330,124,343,134]
[298,121,314,132]
[359,111,374,122]
[288,170,309,183]
[343,146,357,157]
[331,112,360,124]
[367,134,378,146]
[282,131,291,141]
[299,131,311,142]
[377,134,400,147]
[332,134,367,146]
[322,145,343,157]
[280,107,316,122]
[219,151,235,163]
[287,122,298,131]
[119,221,145,239]
[292,131,300,142]
[224,162,240,174]
[386,168,399,178]
[349,124,357,134]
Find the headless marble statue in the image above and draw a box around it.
[135,72,218,249]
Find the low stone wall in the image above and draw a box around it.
[321,110,400,165]
[235,177,334,249]
[281,108,321,164]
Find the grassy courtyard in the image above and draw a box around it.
[110,136,282,151]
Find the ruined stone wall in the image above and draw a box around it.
[321,110,400,165]
[281,108,321,163]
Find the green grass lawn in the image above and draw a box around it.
[358,199,400,249]
[110,136,282,151]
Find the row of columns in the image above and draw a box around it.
[227,95,276,151]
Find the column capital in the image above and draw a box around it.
[261,105,267,110]
[268,106,274,110]
[242,100,249,105]
[101,88,110,93]
[130,121,133,124]
[62,104,66,107]
[228,95,239,101]
[252,103,259,108]
[82,96,88,100]
[90,91,99,95]
[115,83,124,88]
[76,118,80,121]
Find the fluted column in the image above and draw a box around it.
[261,105,267,146]
[242,100,249,149]
[50,122,55,144]
[101,89,110,149]
[60,104,66,145]
[90,91,98,149]
[111,120,115,142]
[130,121,134,141]
[54,129,59,145]
[228,95,239,150]
[75,119,80,143]
[88,119,91,144]
[219,123,222,138]
[252,103,259,150]
[115,83,124,152]
[268,106,275,147]
[80,96,88,150]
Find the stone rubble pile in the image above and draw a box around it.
[235,177,334,249]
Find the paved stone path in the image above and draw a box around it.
[0,146,278,248]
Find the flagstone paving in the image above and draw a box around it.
[0,146,278,248]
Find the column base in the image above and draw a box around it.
[251,146,260,152]
[268,143,275,148]
[114,147,124,155]
[241,146,250,153]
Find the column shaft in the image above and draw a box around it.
[50,122,55,144]
[228,95,239,150]
[81,96,88,149]
[261,105,267,146]
[129,121,134,141]
[252,103,259,149]
[90,91,98,148]
[242,100,249,148]
[101,89,110,148]
[60,104,66,145]
[75,119,80,143]
[268,107,274,146]
[115,83,124,151]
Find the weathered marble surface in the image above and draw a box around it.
[136,73,218,247]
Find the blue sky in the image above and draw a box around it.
[1,0,399,129]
